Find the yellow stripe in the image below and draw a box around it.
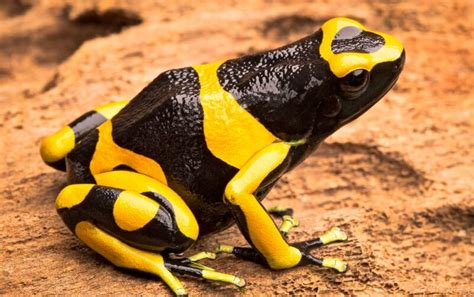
[95,100,128,119]
[95,171,199,240]
[193,61,278,169]
[113,191,160,231]
[90,120,167,184]
[56,184,94,209]
[320,17,403,77]
[40,126,75,163]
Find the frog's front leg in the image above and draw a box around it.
[40,101,128,170]
[56,171,245,296]
[221,142,348,272]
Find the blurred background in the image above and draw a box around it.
[1,0,472,295]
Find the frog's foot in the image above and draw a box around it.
[214,226,349,273]
[295,226,349,272]
[215,243,348,273]
[164,254,246,288]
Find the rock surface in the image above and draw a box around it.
[1,0,473,295]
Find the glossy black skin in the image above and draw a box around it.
[66,29,405,236]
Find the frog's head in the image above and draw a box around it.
[312,17,405,137]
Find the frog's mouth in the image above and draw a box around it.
[338,49,405,126]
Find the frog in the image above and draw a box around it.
[40,17,405,296]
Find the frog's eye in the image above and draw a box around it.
[339,69,370,100]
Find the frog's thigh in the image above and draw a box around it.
[40,100,128,171]
[56,173,198,252]
[55,175,199,295]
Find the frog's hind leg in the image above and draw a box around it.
[56,171,244,295]
[40,101,128,171]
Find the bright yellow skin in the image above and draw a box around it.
[90,120,168,183]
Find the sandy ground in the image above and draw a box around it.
[1,0,473,295]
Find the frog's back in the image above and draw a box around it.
[67,67,240,234]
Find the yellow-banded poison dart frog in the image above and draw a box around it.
[40,17,404,295]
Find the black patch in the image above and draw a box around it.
[217,31,329,141]
[142,191,175,218]
[110,67,239,235]
[45,159,66,171]
[58,185,194,253]
[68,111,107,140]
[164,259,205,277]
[113,164,137,172]
[269,207,293,217]
[254,180,278,201]
[141,191,193,252]
[331,26,384,54]
[66,129,99,184]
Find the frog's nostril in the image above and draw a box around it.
[393,50,405,72]
[321,95,342,118]
[399,50,406,65]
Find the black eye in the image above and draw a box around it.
[340,69,370,100]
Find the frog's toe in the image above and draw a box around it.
[187,251,217,261]
[295,226,348,250]
[279,215,299,237]
[301,252,349,273]
[215,244,235,254]
[322,257,349,273]
[165,256,245,288]
[268,207,300,237]
[319,226,348,245]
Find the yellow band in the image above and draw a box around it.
[320,17,403,77]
